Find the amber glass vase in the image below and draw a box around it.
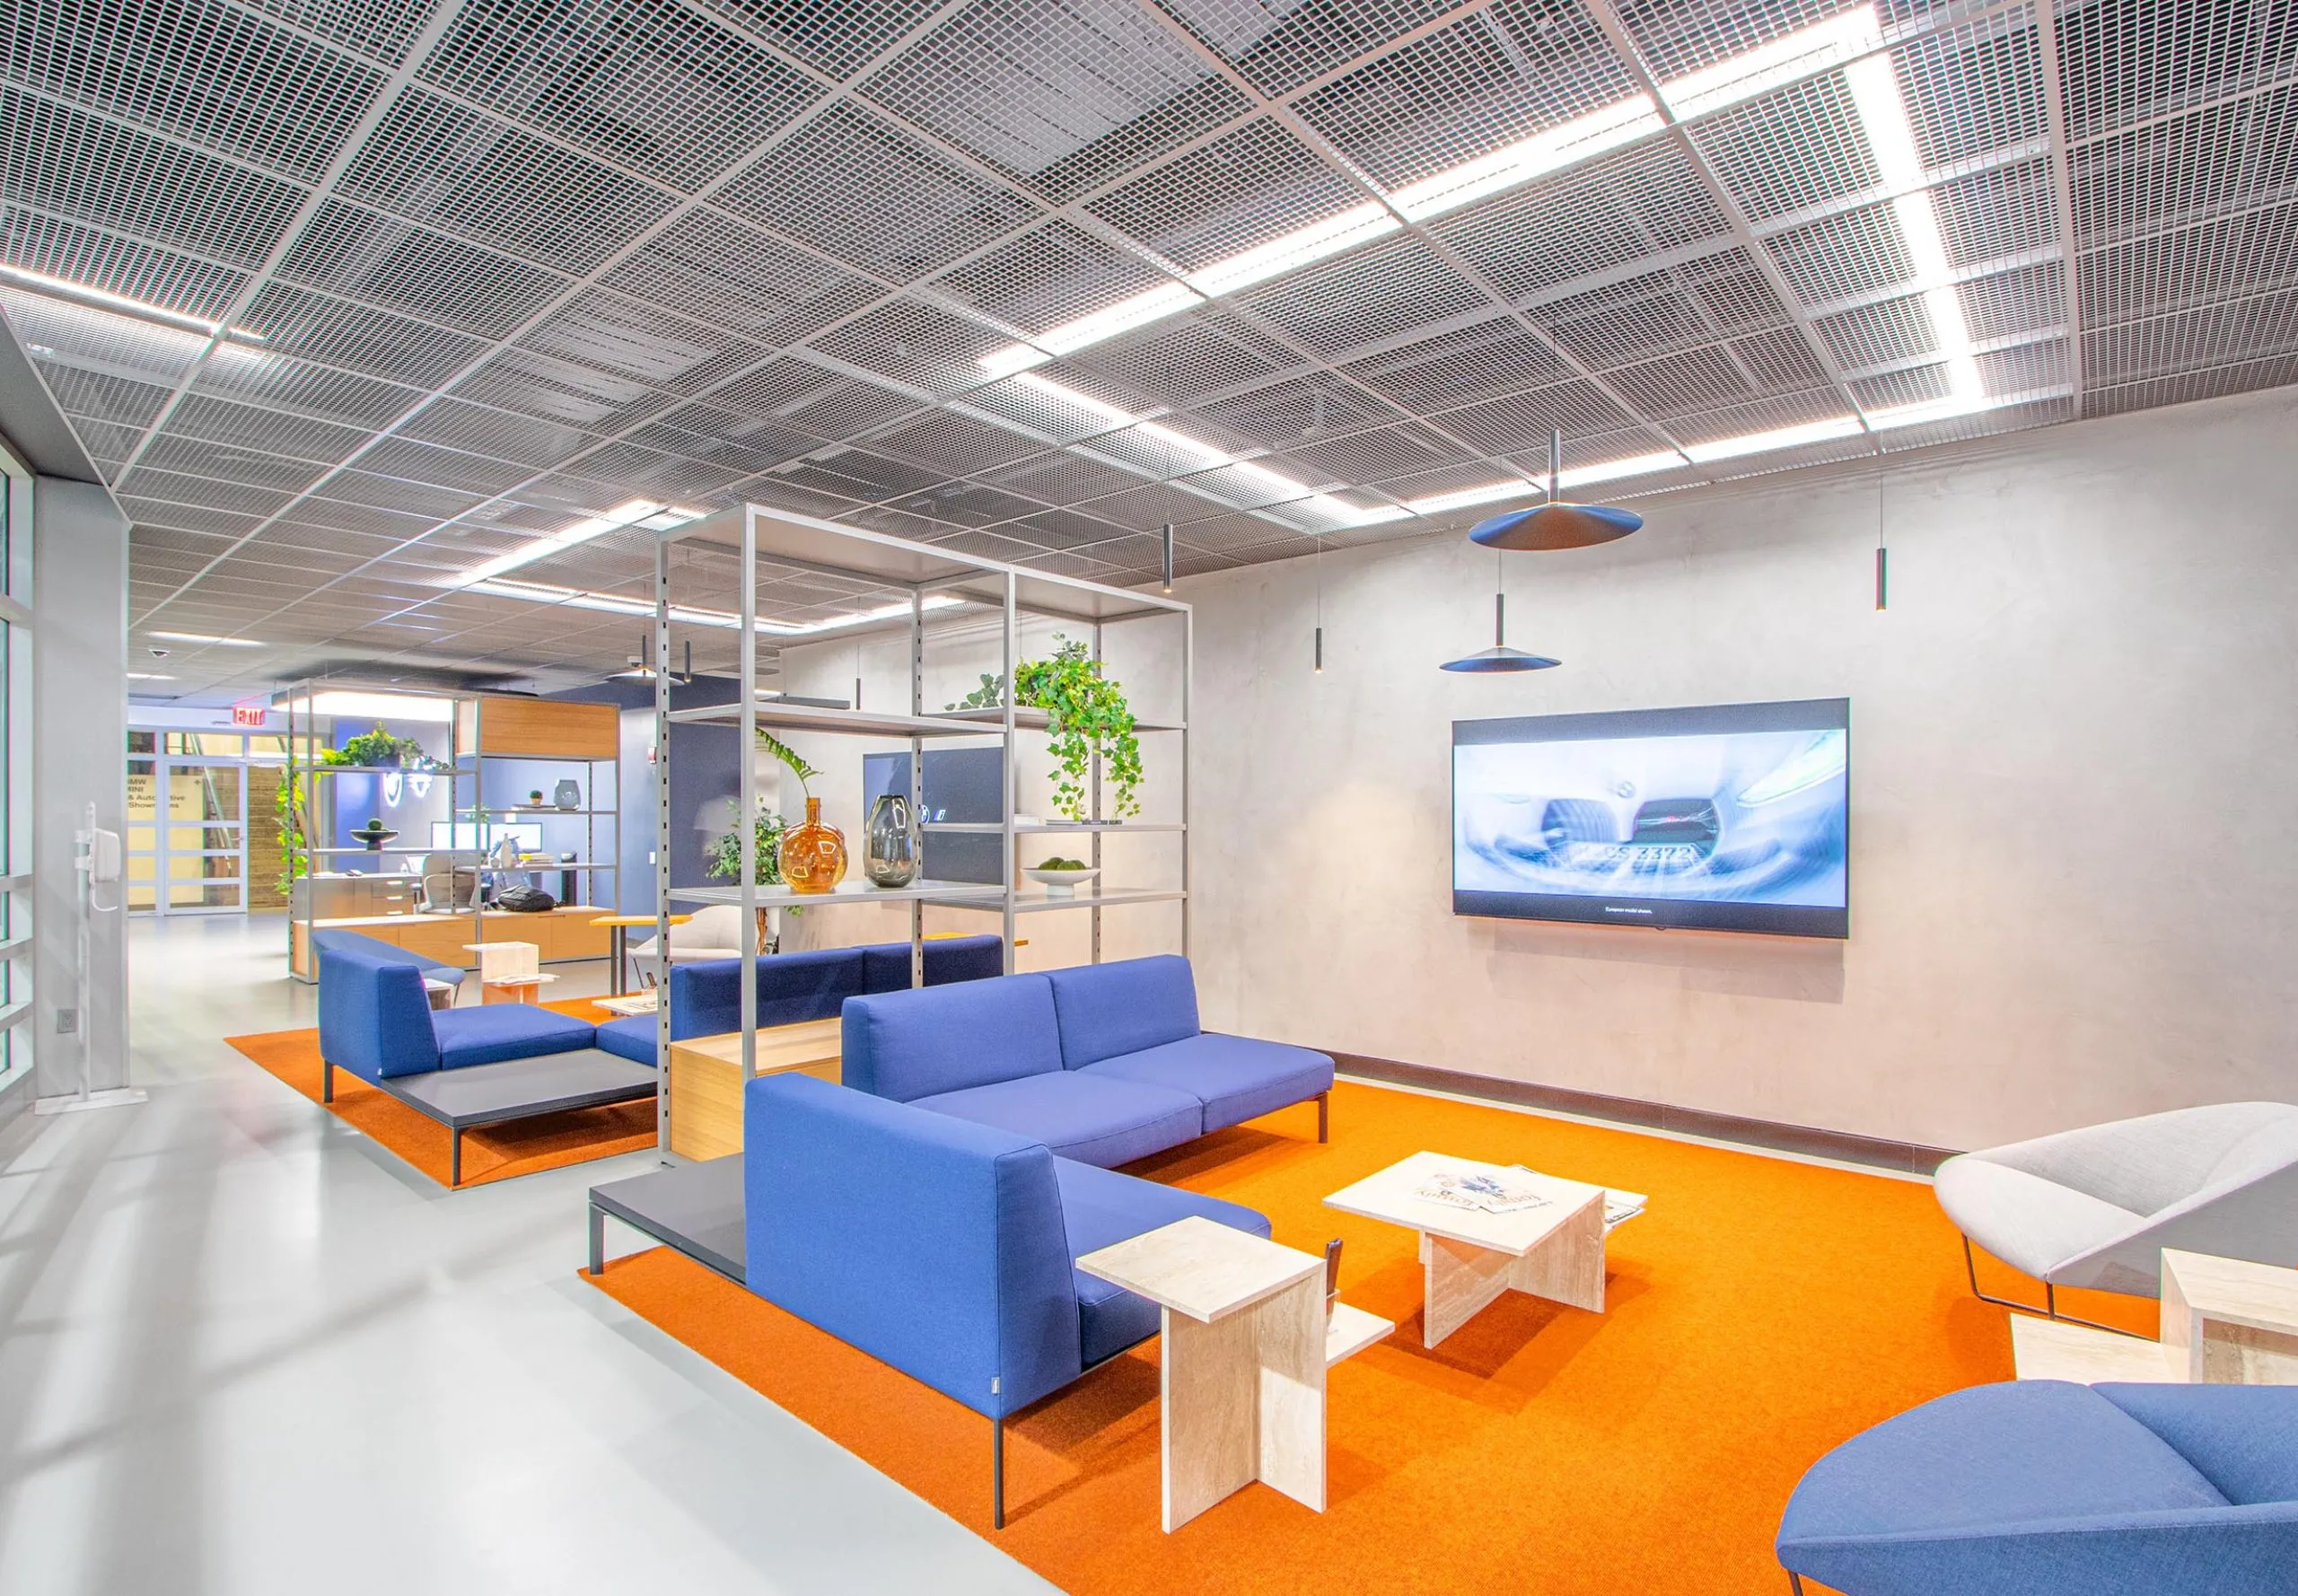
[777,795,847,894]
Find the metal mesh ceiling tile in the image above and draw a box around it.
[1294,0,1638,189]
[2,285,207,380]
[357,434,536,495]
[516,286,758,388]
[808,296,1013,394]
[308,467,487,520]
[564,439,746,498]
[1877,389,2074,446]
[2057,0,2294,144]
[872,409,1044,476]
[449,345,666,429]
[1605,342,1760,415]
[1662,386,1852,446]
[340,88,677,276]
[31,355,175,424]
[1340,317,1575,409]
[1690,73,1881,224]
[118,462,298,514]
[191,353,424,427]
[1931,155,2059,266]
[1814,291,1935,367]
[716,101,1037,276]
[5,0,386,181]
[3,203,248,320]
[1232,232,1487,357]
[1766,202,1916,306]
[1084,116,1362,274]
[1890,9,2045,174]
[1284,419,1469,481]
[988,449,1147,505]
[697,0,943,80]
[277,200,565,338]
[1732,323,1832,388]
[776,374,925,440]
[2086,352,2298,417]
[1531,267,1719,366]
[2071,83,2298,250]
[1958,259,2061,341]
[420,0,820,189]
[625,405,811,475]
[1850,360,1953,408]
[162,390,372,460]
[772,446,947,502]
[275,498,437,539]
[1191,370,1402,448]
[1062,311,1299,404]
[396,397,596,466]
[243,281,495,385]
[1435,377,1640,452]
[1154,0,1460,98]
[121,496,260,539]
[598,207,879,345]
[2081,201,2298,326]
[1616,0,1861,82]
[935,219,1169,337]
[887,479,1046,528]
[860,0,1250,203]
[2086,288,2298,386]
[1432,141,1732,299]
[1974,334,2069,392]
[1,81,305,265]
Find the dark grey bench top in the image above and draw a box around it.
[381,1048,657,1130]
[591,1155,745,1282]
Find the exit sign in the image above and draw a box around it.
[232,702,268,727]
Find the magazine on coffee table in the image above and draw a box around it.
[1414,1167,1555,1215]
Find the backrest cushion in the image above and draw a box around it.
[858,934,1004,994]
[745,1074,1080,1416]
[1044,955,1201,1069]
[1987,1103,2298,1217]
[671,903,744,950]
[667,948,865,1040]
[2099,1383,2298,1506]
[317,947,442,1080]
[2205,1110,2298,1189]
[841,972,1063,1101]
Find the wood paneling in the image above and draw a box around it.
[666,1021,844,1162]
[456,696,618,759]
[294,906,612,975]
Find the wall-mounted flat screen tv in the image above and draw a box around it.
[1453,698,1849,938]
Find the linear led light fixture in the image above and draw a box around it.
[459,500,702,584]
[127,671,176,680]
[0,265,268,344]
[276,689,458,723]
[980,8,1916,380]
[468,578,960,636]
[149,630,263,646]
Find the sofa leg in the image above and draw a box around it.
[322,1057,333,1104]
[1317,1092,1329,1144]
[451,1127,462,1188]
[1961,1234,2145,1338]
[1786,1574,1804,1595]
[588,1201,605,1276]
[992,1414,1005,1530]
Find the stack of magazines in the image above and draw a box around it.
[1413,1164,1650,1231]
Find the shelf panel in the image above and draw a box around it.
[924,821,1185,835]
[669,700,998,738]
[669,879,1004,909]
[930,706,1183,733]
[925,887,1188,916]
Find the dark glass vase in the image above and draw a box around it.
[864,792,919,888]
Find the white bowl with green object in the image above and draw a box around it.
[1022,858,1100,896]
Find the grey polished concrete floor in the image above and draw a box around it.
[0,913,1056,1596]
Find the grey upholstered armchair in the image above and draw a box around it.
[1936,1102,2298,1319]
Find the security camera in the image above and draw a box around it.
[148,646,171,658]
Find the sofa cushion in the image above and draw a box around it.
[594,1014,658,1065]
[912,1071,1202,1168]
[859,934,1004,993]
[1045,955,1200,1069]
[2098,1383,2298,1507]
[433,1004,596,1070]
[1781,1381,2225,1549]
[318,947,441,1081]
[1933,1153,2145,1280]
[670,948,867,1040]
[1052,1157,1271,1367]
[1083,1032,1334,1132]
[842,973,1065,1102]
[310,927,462,984]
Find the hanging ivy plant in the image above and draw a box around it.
[949,636,1141,822]
[275,777,310,891]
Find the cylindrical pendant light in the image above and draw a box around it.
[1469,431,1642,550]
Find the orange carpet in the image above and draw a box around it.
[586,1080,2154,1594]
[228,997,656,1188]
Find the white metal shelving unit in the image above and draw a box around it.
[647,503,1191,1158]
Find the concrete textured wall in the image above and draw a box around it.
[33,477,129,1095]
[1174,387,2298,1153]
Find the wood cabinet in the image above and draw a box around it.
[455,695,617,759]
[292,905,613,977]
[665,1021,843,1161]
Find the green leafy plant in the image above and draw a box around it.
[946,636,1141,822]
[756,727,819,800]
[332,723,432,769]
[1036,856,1090,870]
[707,798,789,887]
[275,777,310,890]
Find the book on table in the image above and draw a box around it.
[1415,1167,1555,1214]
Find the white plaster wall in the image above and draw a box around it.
[1174,387,2298,1152]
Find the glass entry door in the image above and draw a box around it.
[127,758,247,914]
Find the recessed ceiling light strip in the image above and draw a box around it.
[0,265,268,343]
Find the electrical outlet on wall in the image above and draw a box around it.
[56,1008,78,1034]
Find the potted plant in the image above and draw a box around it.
[705,729,828,937]
[948,636,1142,822]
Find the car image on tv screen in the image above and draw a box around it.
[1452,700,1849,937]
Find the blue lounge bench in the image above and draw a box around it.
[744,1071,1271,1527]
[840,954,1333,1166]
[308,927,464,1005]
[318,945,653,1186]
[1777,1380,2298,1594]
[592,934,1004,1065]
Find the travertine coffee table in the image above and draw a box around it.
[1325,1150,1620,1347]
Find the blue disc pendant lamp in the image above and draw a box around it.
[1468,430,1644,550]
[1442,430,1639,672]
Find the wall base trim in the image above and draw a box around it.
[1332,1053,1957,1176]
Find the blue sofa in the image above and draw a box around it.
[593,934,1004,1065]
[1777,1380,2298,1594]
[318,945,594,1099]
[308,927,464,1004]
[840,954,1333,1166]
[744,1071,1272,1526]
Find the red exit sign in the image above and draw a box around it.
[231,702,268,727]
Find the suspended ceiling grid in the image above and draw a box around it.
[4,0,2293,699]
